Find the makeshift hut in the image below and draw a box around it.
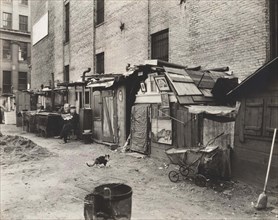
[228,57,278,186]
[131,60,238,163]
[87,68,149,146]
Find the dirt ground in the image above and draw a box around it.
[1,125,278,220]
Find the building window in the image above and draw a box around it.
[18,42,28,61]
[18,72,28,91]
[3,71,12,94]
[3,12,12,29]
[96,0,104,25]
[270,0,278,59]
[3,40,12,60]
[64,3,70,43]
[151,29,169,62]
[19,15,28,32]
[64,65,69,82]
[21,0,28,5]
[96,52,104,74]
[85,91,90,105]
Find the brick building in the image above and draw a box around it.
[0,0,31,111]
[30,0,278,107]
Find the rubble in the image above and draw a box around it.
[0,135,53,165]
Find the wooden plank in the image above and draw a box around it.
[235,147,278,168]
[239,99,245,143]
[103,97,113,138]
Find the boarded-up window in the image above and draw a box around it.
[244,98,264,136]
[264,97,278,136]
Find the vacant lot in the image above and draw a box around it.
[1,125,277,220]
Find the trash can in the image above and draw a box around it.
[84,183,132,220]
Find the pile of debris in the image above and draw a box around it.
[0,134,53,165]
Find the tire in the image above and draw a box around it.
[194,174,207,187]
[168,171,179,183]
[179,166,190,177]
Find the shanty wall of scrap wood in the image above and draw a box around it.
[233,83,278,186]
[91,86,127,146]
[202,119,235,149]
[151,105,236,161]
[151,104,202,160]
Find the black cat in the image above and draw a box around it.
[86,155,110,167]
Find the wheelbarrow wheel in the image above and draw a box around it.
[179,166,190,177]
[168,171,179,183]
[194,174,207,187]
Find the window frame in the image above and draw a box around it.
[96,0,104,25]
[3,12,12,29]
[151,29,169,62]
[18,41,28,61]
[96,52,104,74]
[2,71,12,94]
[19,15,28,32]
[2,40,12,60]
[18,72,28,91]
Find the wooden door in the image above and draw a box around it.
[102,91,117,143]
[130,104,151,154]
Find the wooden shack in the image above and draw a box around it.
[130,60,238,160]
[228,57,278,186]
[88,69,149,146]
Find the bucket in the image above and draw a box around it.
[84,183,132,220]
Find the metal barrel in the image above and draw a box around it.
[84,183,132,220]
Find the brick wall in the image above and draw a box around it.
[31,0,55,88]
[95,0,149,74]
[69,0,94,82]
[31,0,270,87]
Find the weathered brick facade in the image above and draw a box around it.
[31,0,271,91]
